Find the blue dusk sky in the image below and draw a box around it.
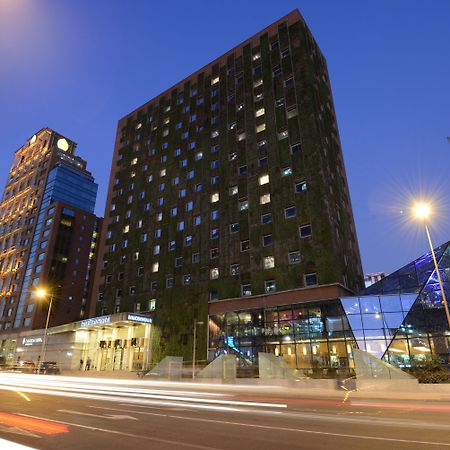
[0,0,449,276]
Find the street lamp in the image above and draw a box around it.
[412,202,450,330]
[192,320,204,380]
[35,288,54,374]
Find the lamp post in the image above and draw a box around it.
[35,288,54,374]
[192,320,204,380]
[412,202,450,330]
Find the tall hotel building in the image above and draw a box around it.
[93,10,363,360]
[0,128,100,334]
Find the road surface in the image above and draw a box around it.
[0,373,449,449]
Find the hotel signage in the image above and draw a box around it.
[22,337,43,346]
[127,314,152,324]
[80,315,111,328]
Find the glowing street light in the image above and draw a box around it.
[411,202,450,330]
[35,288,54,374]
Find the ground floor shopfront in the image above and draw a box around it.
[0,312,153,372]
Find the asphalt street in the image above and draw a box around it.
[0,374,450,450]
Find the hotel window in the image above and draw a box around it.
[191,87,197,96]
[195,151,203,161]
[152,262,159,273]
[176,122,182,130]
[252,52,260,61]
[212,116,220,125]
[192,253,200,264]
[156,213,163,221]
[254,92,263,102]
[123,225,129,233]
[230,264,240,276]
[253,66,262,75]
[187,170,195,179]
[175,257,183,267]
[237,132,246,141]
[181,159,188,168]
[189,141,196,150]
[278,130,288,140]
[168,240,176,251]
[142,233,148,242]
[239,165,247,175]
[211,103,219,111]
[241,284,252,296]
[257,139,267,149]
[166,275,174,288]
[160,168,166,177]
[197,97,204,105]
[261,213,272,224]
[239,198,249,211]
[182,131,189,139]
[295,181,307,193]
[230,223,239,233]
[172,177,179,186]
[131,157,138,165]
[190,114,197,122]
[211,160,219,169]
[290,143,302,154]
[253,79,263,88]
[183,274,191,285]
[175,148,181,157]
[260,193,271,205]
[211,176,219,185]
[158,197,164,206]
[255,108,264,117]
[159,182,165,191]
[281,167,292,177]
[285,206,296,218]
[299,224,312,238]
[284,77,294,87]
[195,183,202,192]
[211,210,219,220]
[186,201,193,212]
[154,229,161,238]
[153,245,160,255]
[304,272,318,286]
[259,157,268,168]
[263,256,275,269]
[288,251,301,264]
[210,228,219,239]
[228,152,237,161]
[259,174,269,185]
[138,267,144,276]
[229,185,238,196]
[144,203,151,211]
[184,235,192,246]
[177,96,184,105]
[262,234,272,246]
[177,221,185,231]
[265,280,276,293]
[287,106,298,119]
[179,189,186,198]
[241,240,250,251]
[237,103,244,111]
[163,129,169,137]
[210,248,219,259]
[281,48,290,58]
[211,76,219,85]
[272,67,282,77]
[194,215,201,226]
[162,143,169,150]
[129,286,136,295]
[228,122,236,130]
[211,192,219,203]
[171,207,178,217]
[151,281,158,291]
[210,268,219,280]
[256,123,266,133]
[211,144,220,153]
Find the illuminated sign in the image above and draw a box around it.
[22,337,43,346]
[80,315,111,328]
[127,314,152,324]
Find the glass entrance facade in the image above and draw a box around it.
[209,241,450,372]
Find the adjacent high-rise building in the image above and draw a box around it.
[92,10,363,360]
[0,128,100,333]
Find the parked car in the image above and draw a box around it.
[15,361,36,373]
[39,361,60,374]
